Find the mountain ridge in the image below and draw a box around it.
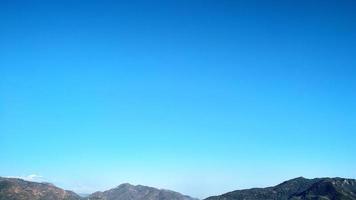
[205,177,356,200]
[1,176,356,200]
[0,177,81,200]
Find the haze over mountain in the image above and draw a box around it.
[1,176,356,200]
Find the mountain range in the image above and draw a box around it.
[1,176,356,200]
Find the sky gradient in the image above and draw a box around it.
[1,0,356,198]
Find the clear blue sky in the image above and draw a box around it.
[0,0,356,198]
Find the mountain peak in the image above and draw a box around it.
[89,182,197,200]
[116,183,135,188]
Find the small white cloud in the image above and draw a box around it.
[7,174,45,182]
[26,174,43,181]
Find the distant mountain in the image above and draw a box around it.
[87,183,198,200]
[205,177,356,200]
[0,177,81,200]
[0,177,197,200]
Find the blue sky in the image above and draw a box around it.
[0,0,356,198]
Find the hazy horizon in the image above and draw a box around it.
[1,0,356,199]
